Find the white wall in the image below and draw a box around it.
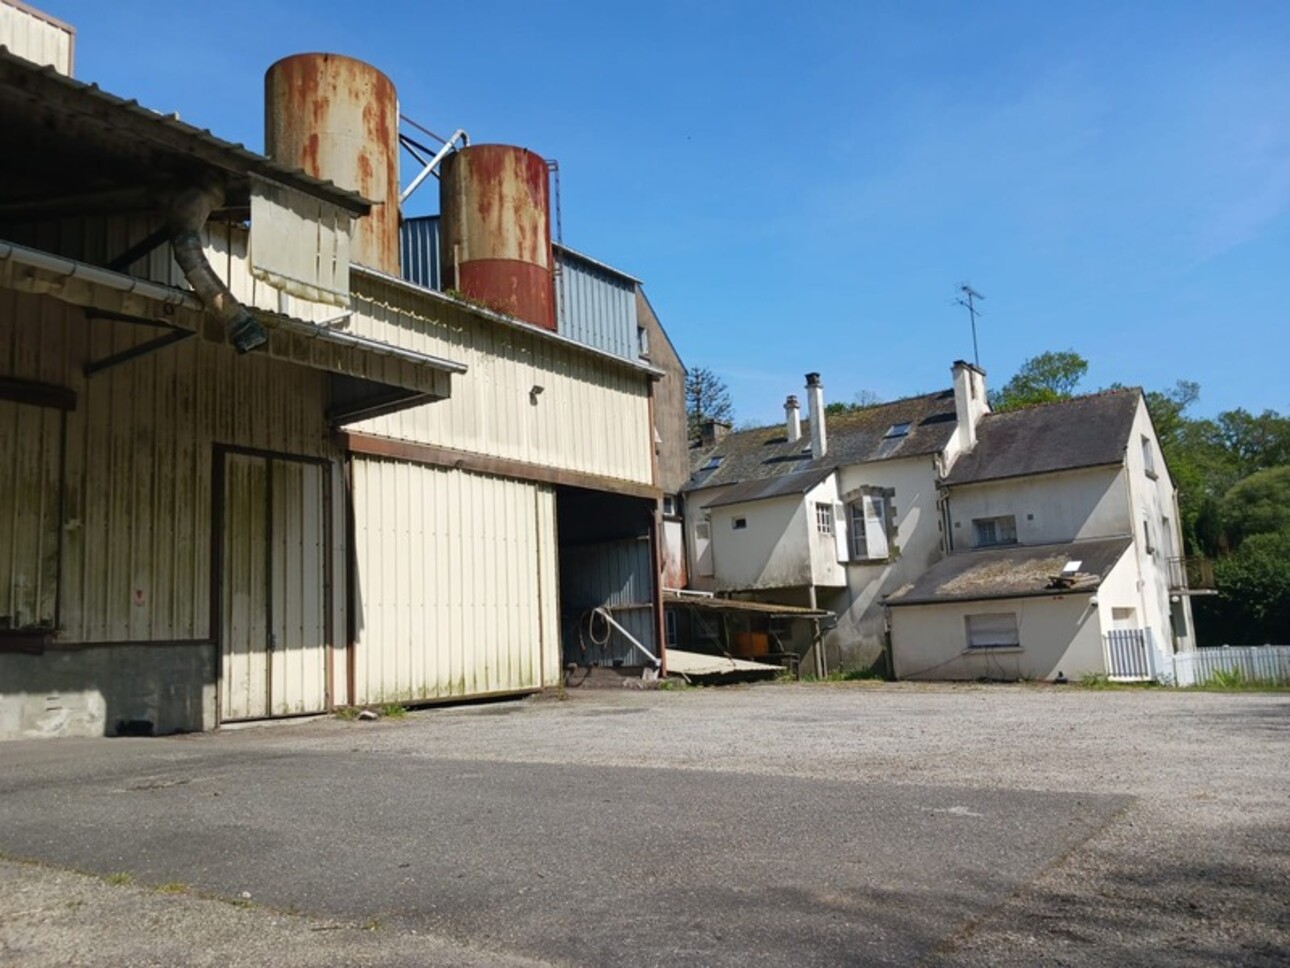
[1122,396,1195,652]
[707,493,812,591]
[822,456,946,669]
[946,465,1131,550]
[891,593,1105,681]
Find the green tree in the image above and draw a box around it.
[1219,466,1290,550]
[1197,531,1290,644]
[990,350,1088,411]
[1214,408,1290,477]
[685,366,734,444]
[825,389,882,416]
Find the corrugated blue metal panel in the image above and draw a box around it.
[559,537,657,665]
[399,216,640,362]
[400,215,441,290]
[555,248,638,361]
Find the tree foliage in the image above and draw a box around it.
[989,350,1088,411]
[825,389,882,416]
[1197,531,1290,644]
[685,366,734,444]
[1219,467,1290,551]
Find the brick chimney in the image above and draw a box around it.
[785,395,801,443]
[805,373,827,458]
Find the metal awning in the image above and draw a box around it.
[0,238,466,419]
[662,590,832,619]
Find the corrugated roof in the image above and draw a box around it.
[703,467,834,509]
[944,390,1141,486]
[685,389,958,493]
[0,46,371,214]
[884,537,1132,607]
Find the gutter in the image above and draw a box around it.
[0,238,202,310]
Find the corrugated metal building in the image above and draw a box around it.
[0,20,668,738]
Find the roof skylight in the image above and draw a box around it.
[884,422,911,439]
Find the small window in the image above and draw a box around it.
[637,325,650,358]
[884,422,911,439]
[973,515,1017,548]
[1143,517,1155,555]
[966,613,1020,649]
[665,609,678,647]
[662,494,677,517]
[847,492,891,560]
[732,517,747,530]
[695,520,711,542]
[701,456,722,472]
[1141,435,1157,479]
[815,503,833,535]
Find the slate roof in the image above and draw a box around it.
[944,390,1141,486]
[884,537,1132,607]
[685,389,958,493]
[703,467,834,509]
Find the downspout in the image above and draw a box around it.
[166,182,267,353]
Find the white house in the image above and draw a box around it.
[683,365,984,673]
[886,388,1198,681]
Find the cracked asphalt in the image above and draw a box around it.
[1,682,1286,966]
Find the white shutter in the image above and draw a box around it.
[833,501,849,562]
[864,495,889,559]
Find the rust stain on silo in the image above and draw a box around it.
[440,144,555,330]
[264,53,400,274]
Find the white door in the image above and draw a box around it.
[221,453,328,721]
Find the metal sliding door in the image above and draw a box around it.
[221,452,328,721]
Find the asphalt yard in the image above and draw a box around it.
[1,682,1286,966]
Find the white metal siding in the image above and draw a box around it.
[0,2,73,75]
[347,275,654,485]
[0,287,337,645]
[350,458,557,703]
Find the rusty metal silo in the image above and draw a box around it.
[439,145,555,330]
[264,53,399,275]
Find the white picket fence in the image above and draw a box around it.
[1171,645,1290,687]
[1104,630,1290,686]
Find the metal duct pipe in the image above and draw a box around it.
[166,183,267,353]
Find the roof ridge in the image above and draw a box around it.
[712,386,954,439]
[987,386,1141,417]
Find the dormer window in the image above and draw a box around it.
[701,456,723,472]
[884,422,911,439]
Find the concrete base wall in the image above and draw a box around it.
[0,644,215,740]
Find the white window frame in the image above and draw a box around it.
[847,492,890,561]
[815,502,833,535]
[1141,435,1157,479]
[965,612,1020,649]
[972,515,1017,548]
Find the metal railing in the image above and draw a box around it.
[1105,628,1156,681]
[1166,556,1214,591]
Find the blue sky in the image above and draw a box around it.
[49,1,1290,427]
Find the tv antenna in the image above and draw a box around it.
[955,283,985,368]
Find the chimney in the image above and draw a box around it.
[951,360,989,452]
[700,420,730,448]
[785,395,801,443]
[805,373,827,458]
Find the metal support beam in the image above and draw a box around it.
[106,227,171,272]
[84,328,193,377]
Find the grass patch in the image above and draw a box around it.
[156,882,189,894]
[105,872,134,886]
[377,703,407,719]
[334,706,359,721]
[1189,668,1290,692]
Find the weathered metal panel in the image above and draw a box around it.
[264,53,399,274]
[559,537,657,666]
[0,2,74,75]
[0,399,60,630]
[222,453,270,720]
[556,248,637,360]
[350,458,555,703]
[348,273,654,486]
[0,285,338,647]
[440,145,555,330]
[249,174,352,307]
[400,216,442,291]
